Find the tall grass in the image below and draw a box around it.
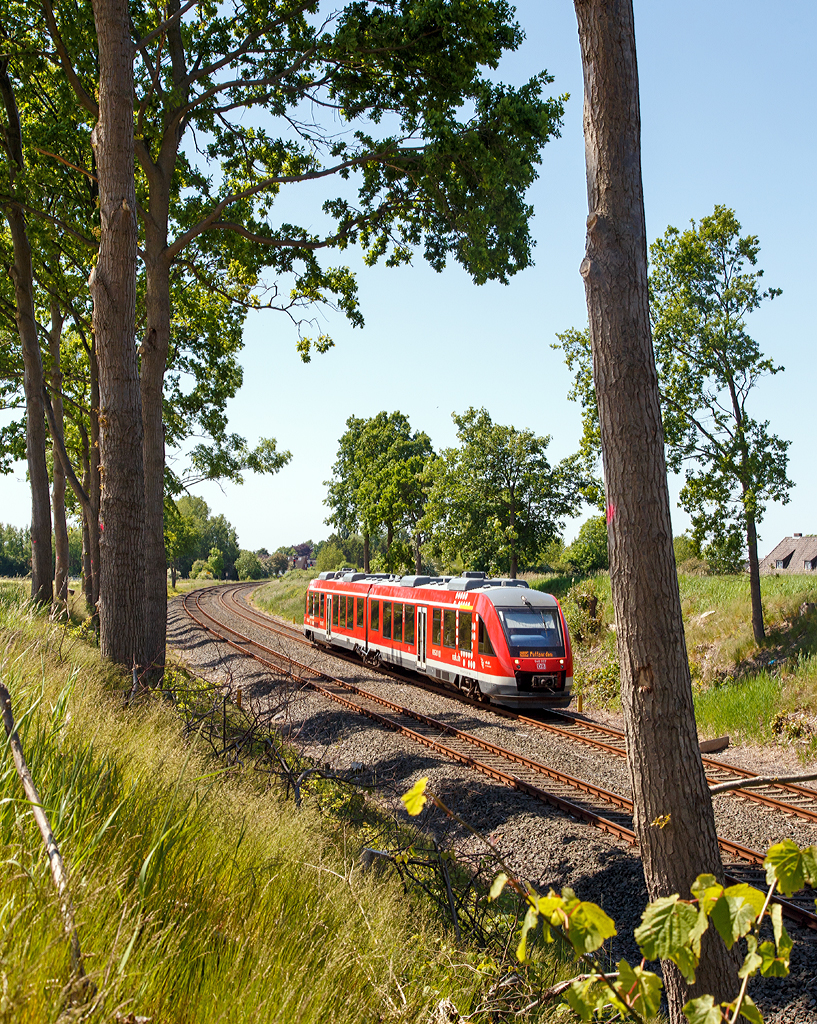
[0,597,495,1023]
[693,673,785,745]
[254,570,318,623]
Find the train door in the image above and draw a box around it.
[416,606,428,671]
[326,596,332,638]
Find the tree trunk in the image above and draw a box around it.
[0,60,53,605]
[363,532,370,573]
[745,508,765,644]
[49,300,69,607]
[573,1,738,1017]
[414,532,422,574]
[90,0,146,668]
[141,251,172,676]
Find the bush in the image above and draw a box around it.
[235,550,267,581]
[564,516,609,574]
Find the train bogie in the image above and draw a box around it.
[303,571,573,710]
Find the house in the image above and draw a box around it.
[759,534,817,574]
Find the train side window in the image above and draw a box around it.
[404,605,415,647]
[346,597,355,629]
[432,608,441,645]
[458,611,472,651]
[357,598,364,628]
[320,593,325,619]
[478,617,495,656]
[305,592,310,616]
[443,610,456,648]
[370,600,380,632]
[393,603,404,643]
[383,602,392,639]
[332,596,338,626]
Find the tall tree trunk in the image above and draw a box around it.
[414,532,422,574]
[0,60,53,605]
[49,300,69,607]
[141,251,171,675]
[745,506,765,643]
[90,0,146,668]
[573,1,737,1017]
[88,344,101,611]
[363,532,370,572]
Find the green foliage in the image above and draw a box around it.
[234,550,267,581]
[207,547,225,580]
[325,412,434,567]
[0,522,30,576]
[564,516,609,574]
[650,206,792,562]
[423,407,585,577]
[315,542,348,572]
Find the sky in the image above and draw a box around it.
[2,0,815,557]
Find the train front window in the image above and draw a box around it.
[498,606,563,650]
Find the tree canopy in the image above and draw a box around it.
[423,407,583,578]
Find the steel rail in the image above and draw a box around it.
[180,585,817,929]
[229,583,817,825]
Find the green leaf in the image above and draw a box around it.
[401,777,428,816]
[730,994,764,1024]
[515,904,538,963]
[801,845,817,888]
[738,935,763,979]
[710,888,764,950]
[683,994,722,1024]
[635,895,699,983]
[758,939,789,978]
[488,872,508,901]
[565,898,617,954]
[765,839,805,897]
[615,959,663,1019]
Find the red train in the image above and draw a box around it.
[303,571,573,709]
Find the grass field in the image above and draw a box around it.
[2,587,574,1023]
[253,569,318,622]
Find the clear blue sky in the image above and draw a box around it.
[2,1,814,556]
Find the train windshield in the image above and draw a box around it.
[498,606,563,651]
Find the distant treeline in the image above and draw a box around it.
[0,523,83,578]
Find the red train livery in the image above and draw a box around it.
[303,571,573,709]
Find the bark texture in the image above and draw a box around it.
[91,0,146,667]
[0,60,53,604]
[49,301,69,606]
[573,0,738,1015]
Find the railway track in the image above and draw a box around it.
[180,583,817,928]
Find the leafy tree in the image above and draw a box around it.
[325,413,434,571]
[267,551,289,576]
[423,408,583,578]
[650,205,791,641]
[207,547,225,581]
[0,523,30,576]
[557,207,790,642]
[315,542,346,573]
[564,515,608,574]
[234,549,267,581]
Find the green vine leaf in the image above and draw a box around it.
[683,994,722,1024]
[729,994,764,1024]
[488,872,508,901]
[615,959,663,1019]
[635,895,699,983]
[710,884,765,949]
[765,839,807,896]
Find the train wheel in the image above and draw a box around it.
[460,677,482,700]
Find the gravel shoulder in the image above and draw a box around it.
[167,587,817,1023]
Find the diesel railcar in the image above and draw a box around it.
[303,570,573,709]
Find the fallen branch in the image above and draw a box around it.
[710,772,817,795]
[0,680,85,978]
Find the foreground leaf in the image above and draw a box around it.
[635,895,699,982]
[615,959,662,1019]
[401,777,428,816]
[683,994,722,1024]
